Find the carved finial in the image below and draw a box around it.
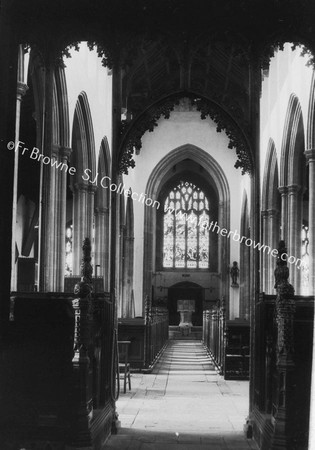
[74,238,93,298]
[274,240,294,297]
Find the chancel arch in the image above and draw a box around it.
[143,144,230,318]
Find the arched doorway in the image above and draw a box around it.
[167,281,204,326]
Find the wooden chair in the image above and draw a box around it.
[118,340,131,393]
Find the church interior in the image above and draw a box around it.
[0,1,314,449]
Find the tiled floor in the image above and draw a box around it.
[105,340,258,449]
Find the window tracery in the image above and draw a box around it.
[163,181,210,269]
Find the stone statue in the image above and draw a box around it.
[230,261,239,286]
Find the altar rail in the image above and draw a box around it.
[118,307,169,371]
[0,291,114,450]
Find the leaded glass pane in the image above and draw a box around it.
[187,212,197,268]
[163,212,174,267]
[175,214,186,268]
[162,180,210,269]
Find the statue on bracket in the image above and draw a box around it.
[230,261,239,287]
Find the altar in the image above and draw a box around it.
[177,299,195,335]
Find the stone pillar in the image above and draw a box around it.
[39,58,55,292]
[267,209,280,293]
[104,207,110,291]
[305,149,315,294]
[56,146,72,291]
[218,201,229,318]
[287,185,300,290]
[50,144,59,290]
[87,185,96,245]
[261,210,269,293]
[72,184,88,275]
[122,234,134,318]
[11,78,28,291]
[0,19,18,329]
[305,149,315,450]
[278,187,288,243]
[118,221,125,318]
[94,205,110,291]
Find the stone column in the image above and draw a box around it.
[267,209,280,293]
[50,144,59,290]
[11,78,28,291]
[56,146,72,291]
[0,21,18,329]
[103,207,110,291]
[218,201,229,318]
[278,187,288,243]
[39,58,55,292]
[72,184,88,275]
[261,210,269,293]
[122,233,135,318]
[305,149,315,294]
[305,149,315,450]
[87,185,96,245]
[94,206,109,291]
[287,185,300,290]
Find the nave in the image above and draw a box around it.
[106,340,257,450]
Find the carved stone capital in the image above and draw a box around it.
[60,146,72,160]
[88,184,97,194]
[278,186,288,196]
[287,184,300,195]
[267,208,280,218]
[94,206,108,215]
[305,148,315,163]
[261,210,269,218]
[74,182,89,192]
[17,81,28,99]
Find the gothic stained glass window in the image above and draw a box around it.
[163,181,210,269]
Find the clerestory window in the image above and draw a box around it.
[163,181,210,269]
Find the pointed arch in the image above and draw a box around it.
[280,94,304,187]
[71,92,96,274]
[307,71,315,151]
[94,136,111,290]
[280,94,306,291]
[71,91,96,184]
[262,138,280,212]
[95,137,111,210]
[54,66,70,148]
[143,144,230,317]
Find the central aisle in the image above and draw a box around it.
[106,340,257,449]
